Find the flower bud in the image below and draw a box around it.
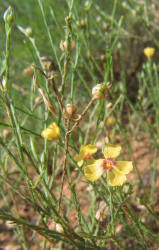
[106,102,112,109]
[55,223,64,233]
[23,66,33,76]
[144,47,155,58]
[60,40,66,51]
[92,83,110,100]
[70,40,75,51]
[103,22,110,31]
[2,129,12,138]
[3,6,14,26]
[35,96,42,105]
[96,16,101,23]
[100,54,106,61]
[34,97,43,109]
[25,27,33,37]
[41,122,60,140]
[80,19,86,28]
[106,116,116,127]
[60,40,75,51]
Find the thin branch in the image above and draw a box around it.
[58,119,70,212]
[67,97,95,135]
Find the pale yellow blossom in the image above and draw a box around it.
[84,144,133,186]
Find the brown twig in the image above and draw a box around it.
[58,119,70,212]
[34,66,96,212]
[48,76,63,112]
[58,98,96,211]
[67,97,95,135]
[38,87,57,116]
[33,66,63,114]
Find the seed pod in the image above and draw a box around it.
[92,83,110,100]
[2,129,12,138]
[63,104,77,119]
[40,57,55,72]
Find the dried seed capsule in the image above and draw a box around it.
[63,104,77,119]
[92,83,110,100]
[40,57,55,72]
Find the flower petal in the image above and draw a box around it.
[74,144,97,165]
[77,160,84,167]
[82,144,97,154]
[41,122,60,140]
[74,153,84,163]
[115,161,133,174]
[84,159,104,181]
[104,144,121,159]
[86,157,96,165]
[107,170,126,186]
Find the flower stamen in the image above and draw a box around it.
[84,153,92,160]
[102,158,115,171]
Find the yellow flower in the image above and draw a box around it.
[74,144,97,167]
[144,47,155,58]
[84,144,133,186]
[106,116,116,127]
[41,122,60,140]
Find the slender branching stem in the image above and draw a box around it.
[58,119,70,212]
[67,97,95,135]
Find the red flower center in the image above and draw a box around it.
[102,158,115,171]
[84,153,92,160]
